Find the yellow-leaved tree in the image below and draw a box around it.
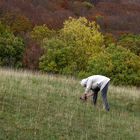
[61,17,104,55]
[40,17,104,76]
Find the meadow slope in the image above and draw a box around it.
[0,69,140,140]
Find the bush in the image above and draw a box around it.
[87,51,113,76]
[104,33,117,47]
[39,39,69,74]
[39,17,104,75]
[39,18,140,86]
[0,23,25,67]
[1,12,32,35]
[86,44,140,86]
[106,44,140,86]
[118,34,140,56]
[30,25,55,44]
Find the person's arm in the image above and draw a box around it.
[86,92,94,98]
[80,92,94,101]
[85,79,93,94]
[80,79,94,101]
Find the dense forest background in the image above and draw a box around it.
[1,0,140,33]
[0,0,140,86]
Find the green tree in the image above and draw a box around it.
[87,51,113,76]
[40,17,104,75]
[60,17,104,53]
[0,23,25,67]
[1,12,32,35]
[40,39,68,73]
[118,34,140,56]
[30,25,56,44]
[87,44,140,86]
[107,44,140,86]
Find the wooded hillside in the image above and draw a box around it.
[0,0,140,34]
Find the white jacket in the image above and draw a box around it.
[80,75,110,94]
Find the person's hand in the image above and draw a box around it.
[80,94,87,101]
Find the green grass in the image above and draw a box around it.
[0,68,140,140]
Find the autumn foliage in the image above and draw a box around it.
[0,1,140,86]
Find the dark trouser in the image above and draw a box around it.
[93,92,98,105]
[101,82,110,111]
[91,87,100,105]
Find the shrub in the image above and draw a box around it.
[87,51,113,76]
[30,24,56,44]
[39,17,140,86]
[107,44,140,86]
[104,33,117,47]
[0,23,25,67]
[39,39,70,74]
[118,34,140,56]
[86,43,140,86]
[39,17,104,75]
[1,12,32,35]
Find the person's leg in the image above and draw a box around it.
[92,87,100,105]
[101,82,110,111]
[93,92,98,105]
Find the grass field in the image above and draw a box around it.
[0,68,140,140]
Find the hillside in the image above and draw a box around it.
[0,0,140,34]
[0,69,140,139]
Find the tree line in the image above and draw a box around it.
[0,17,140,86]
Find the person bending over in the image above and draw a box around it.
[80,75,110,111]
